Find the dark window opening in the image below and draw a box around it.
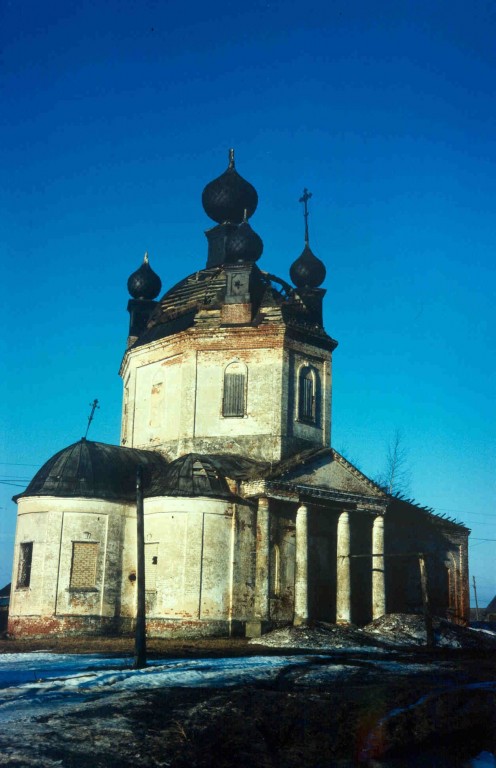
[193,460,219,482]
[17,542,33,588]
[298,366,318,423]
[223,371,246,417]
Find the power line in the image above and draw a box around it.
[470,537,496,542]
[0,462,40,467]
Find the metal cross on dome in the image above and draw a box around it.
[299,187,313,245]
[84,398,99,439]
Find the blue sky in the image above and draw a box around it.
[1,0,494,605]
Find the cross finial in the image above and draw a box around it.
[299,188,312,244]
[228,148,235,169]
[143,252,149,264]
[84,399,99,439]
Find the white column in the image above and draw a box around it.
[294,504,309,626]
[372,515,386,619]
[254,497,270,620]
[336,511,351,623]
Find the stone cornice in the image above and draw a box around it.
[242,478,389,512]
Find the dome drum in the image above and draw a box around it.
[205,222,240,268]
[127,298,158,341]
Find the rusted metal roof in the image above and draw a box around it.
[155,453,245,501]
[14,440,169,503]
[14,443,256,505]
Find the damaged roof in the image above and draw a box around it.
[14,440,170,503]
[129,265,337,349]
[14,442,256,505]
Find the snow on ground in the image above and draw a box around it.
[0,644,494,767]
[0,647,456,727]
[250,614,496,651]
[249,622,381,651]
[0,654,312,723]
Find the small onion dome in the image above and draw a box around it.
[289,243,326,289]
[225,220,264,263]
[202,148,258,224]
[127,253,162,300]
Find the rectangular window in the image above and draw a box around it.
[145,543,158,591]
[70,542,99,589]
[223,373,245,417]
[17,542,33,588]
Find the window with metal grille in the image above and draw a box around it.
[17,542,33,588]
[222,364,246,417]
[298,366,317,422]
[70,542,99,589]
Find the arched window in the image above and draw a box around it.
[298,365,319,423]
[222,362,247,417]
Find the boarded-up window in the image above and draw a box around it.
[222,362,246,417]
[145,543,158,591]
[70,542,99,589]
[17,542,33,588]
[298,366,317,423]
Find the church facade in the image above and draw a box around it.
[9,152,469,637]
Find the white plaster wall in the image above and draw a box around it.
[142,497,241,620]
[132,355,183,447]
[10,497,134,620]
[122,332,288,458]
[194,348,283,439]
[11,494,255,627]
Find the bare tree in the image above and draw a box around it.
[375,429,411,495]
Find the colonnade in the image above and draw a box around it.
[255,498,386,626]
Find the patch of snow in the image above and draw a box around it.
[0,654,340,724]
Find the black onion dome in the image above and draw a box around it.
[127,253,162,300]
[225,220,264,263]
[202,149,258,224]
[157,453,236,501]
[14,440,169,502]
[289,244,326,289]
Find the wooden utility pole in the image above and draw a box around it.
[134,466,147,669]
[418,554,435,648]
[472,575,480,621]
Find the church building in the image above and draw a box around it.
[9,151,469,637]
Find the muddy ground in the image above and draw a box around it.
[0,634,495,766]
